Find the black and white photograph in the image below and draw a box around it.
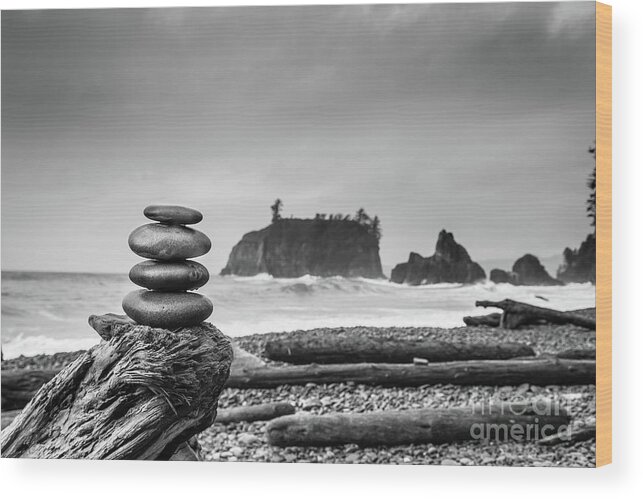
[1,1,600,466]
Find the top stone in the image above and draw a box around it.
[144,205,203,225]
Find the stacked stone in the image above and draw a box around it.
[122,205,213,329]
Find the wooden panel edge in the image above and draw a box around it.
[595,1,612,468]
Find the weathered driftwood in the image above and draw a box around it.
[555,349,596,360]
[462,313,502,327]
[1,408,203,461]
[215,402,295,424]
[226,358,595,388]
[169,437,203,461]
[267,401,570,447]
[1,410,22,430]
[1,369,59,410]
[475,299,596,330]
[1,321,232,459]
[264,336,534,364]
[90,312,265,375]
[538,418,596,446]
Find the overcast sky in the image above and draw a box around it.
[2,2,596,274]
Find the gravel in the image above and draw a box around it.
[1,319,596,467]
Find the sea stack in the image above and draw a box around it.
[123,205,213,329]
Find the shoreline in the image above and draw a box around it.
[1,319,596,466]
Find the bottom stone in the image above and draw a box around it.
[122,290,213,329]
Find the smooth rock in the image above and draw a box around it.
[122,290,213,328]
[144,205,203,225]
[128,223,211,261]
[129,260,209,291]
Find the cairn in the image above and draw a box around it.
[123,205,214,328]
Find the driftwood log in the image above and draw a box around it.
[1,369,59,411]
[215,402,295,424]
[2,358,596,405]
[1,410,21,430]
[538,418,596,446]
[475,300,596,330]
[555,349,596,360]
[267,402,570,447]
[462,313,502,327]
[264,336,534,364]
[1,321,232,459]
[226,358,595,388]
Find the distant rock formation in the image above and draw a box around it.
[557,233,596,284]
[221,218,384,279]
[489,268,514,284]
[490,254,561,286]
[390,230,486,285]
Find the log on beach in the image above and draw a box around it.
[1,321,232,459]
[1,369,59,410]
[538,419,596,446]
[475,299,596,330]
[1,410,22,430]
[264,336,535,364]
[226,358,595,388]
[555,349,596,360]
[215,402,296,424]
[267,402,571,447]
[462,313,502,327]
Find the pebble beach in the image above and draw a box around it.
[2,314,596,467]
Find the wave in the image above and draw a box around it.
[1,333,99,359]
[2,271,595,358]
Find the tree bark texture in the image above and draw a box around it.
[267,402,571,447]
[1,321,232,459]
[264,336,534,364]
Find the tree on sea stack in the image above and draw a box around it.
[271,198,283,223]
[1,205,233,460]
[587,141,596,229]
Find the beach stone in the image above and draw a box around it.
[129,260,209,291]
[122,290,213,328]
[143,205,203,225]
[128,223,211,261]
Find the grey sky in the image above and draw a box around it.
[1,2,596,274]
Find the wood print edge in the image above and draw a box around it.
[595,1,612,468]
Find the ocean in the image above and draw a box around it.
[0,271,596,359]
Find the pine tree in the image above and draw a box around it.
[587,143,596,229]
[271,199,283,223]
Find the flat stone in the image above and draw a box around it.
[144,205,203,225]
[129,260,209,291]
[122,290,213,328]
[128,223,211,261]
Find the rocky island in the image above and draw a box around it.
[490,254,562,286]
[557,233,596,284]
[221,203,384,279]
[390,230,486,285]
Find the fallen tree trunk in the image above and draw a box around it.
[1,410,21,430]
[267,402,570,447]
[215,402,295,424]
[538,418,596,446]
[555,349,596,360]
[2,358,596,406]
[1,369,59,410]
[1,321,232,459]
[264,336,534,364]
[1,408,203,460]
[462,313,502,327]
[475,299,596,330]
[226,358,595,388]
